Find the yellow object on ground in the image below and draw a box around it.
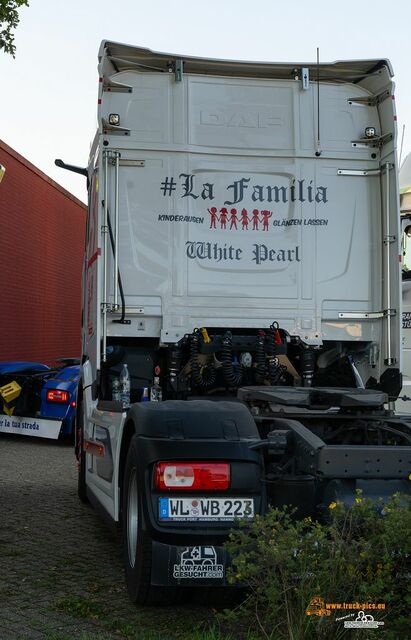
[0,380,22,416]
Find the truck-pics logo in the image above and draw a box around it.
[173,546,224,580]
[306,597,386,626]
[344,611,384,629]
[305,597,331,617]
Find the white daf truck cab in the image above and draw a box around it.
[57,42,411,604]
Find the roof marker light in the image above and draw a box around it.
[109,113,120,125]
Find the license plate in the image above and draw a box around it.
[159,497,254,522]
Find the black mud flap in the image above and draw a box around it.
[151,541,230,587]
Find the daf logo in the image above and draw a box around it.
[200,109,281,128]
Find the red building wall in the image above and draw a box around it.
[0,140,86,364]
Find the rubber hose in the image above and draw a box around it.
[221,332,242,386]
[255,331,266,384]
[301,349,316,387]
[190,332,216,389]
[168,348,182,391]
[266,327,283,385]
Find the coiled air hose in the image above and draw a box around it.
[221,332,243,387]
[255,330,267,384]
[301,348,316,387]
[190,330,216,389]
[266,323,285,385]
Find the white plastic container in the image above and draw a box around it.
[120,364,130,408]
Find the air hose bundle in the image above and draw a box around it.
[255,330,267,384]
[266,322,286,385]
[221,332,243,387]
[189,324,287,389]
[255,323,287,385]
[190,330,216,389]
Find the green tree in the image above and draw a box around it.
[0,0,29,57]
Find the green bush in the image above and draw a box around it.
[223,492,411,639]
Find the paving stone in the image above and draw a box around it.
[0,435,215,639]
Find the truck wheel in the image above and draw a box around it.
[76,400,89,504]
[123,435,179,605]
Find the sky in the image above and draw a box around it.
[1,0,411,203]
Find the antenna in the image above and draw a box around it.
[399,124,406,168]
[315,47,322,157]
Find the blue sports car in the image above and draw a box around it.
[0,359,80,439]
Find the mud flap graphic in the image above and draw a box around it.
[173,546,224,580]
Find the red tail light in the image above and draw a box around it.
[155,462,230,491]
[47,389,69,403]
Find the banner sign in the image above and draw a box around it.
[0,415,62,439]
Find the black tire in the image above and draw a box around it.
[76,398,89,504]
[122,434,180,605]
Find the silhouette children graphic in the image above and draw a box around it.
[261,210,272,231]
[219,207,228,229]
[208,207,219,229]
[241,208,249,230]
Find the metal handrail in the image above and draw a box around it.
[113,152,120,310]
[102,151,109,362]
[101,150,122,362]
[384,162,394,366]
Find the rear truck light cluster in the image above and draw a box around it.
[46,389,69,403]
[155,462,230,491]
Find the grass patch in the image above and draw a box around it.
[43,634,113,640]
[105,618,136,637]
[32,574,59,588]
[0,548,26,557]
[52,594,104,619]
[101,607,239,640]
[105,629,236,640]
